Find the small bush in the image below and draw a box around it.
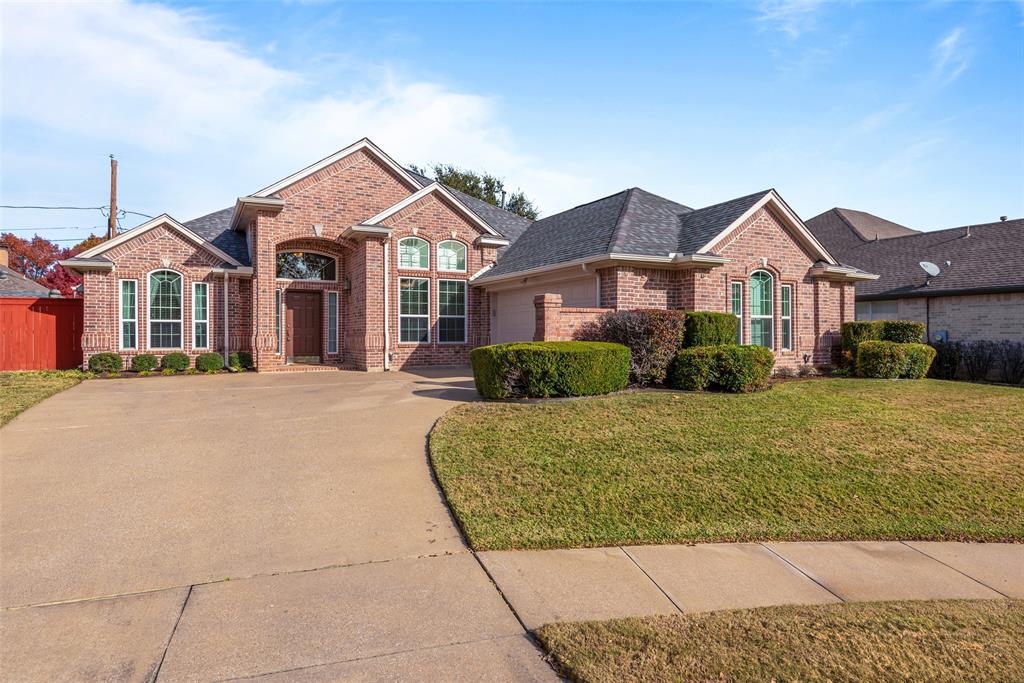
[840,321,879,357]
[88,352,122,373]
[229,351,254,370]
[161,368,177,376]
[669,345,774,393]
[684,312,738,348]
[576,309,686,386]
[195,352,224,372]
[130,354,158,372]
[160,352,190,372]
[470,341,630,399]
[774,366,796,378]
[877,320,926,344]
[856,341,935,379]
[996,340,1024,385]
[929,341,962,380]
[961,340,998,381]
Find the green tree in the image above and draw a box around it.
[411,163,539,219]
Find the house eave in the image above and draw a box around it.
[475,251,730,287]
[811,264,880,282]
[58,259,114,273]
[343,224,394,240]
[230,196,286,231]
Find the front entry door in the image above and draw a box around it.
[285,290,322,363]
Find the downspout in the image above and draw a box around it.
[925,296,930,343]
[223,271,230,366]
[383,239,391,371]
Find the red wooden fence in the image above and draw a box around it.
[0,297,83,370]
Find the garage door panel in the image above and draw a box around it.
[490,279,597,344]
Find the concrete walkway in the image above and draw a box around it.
[479,541,1023,630]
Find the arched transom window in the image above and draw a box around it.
[149,270,183,349]
[276,252,336,280]
[749,270,774,349]
[398,237,429,269]
[437,240,467,272]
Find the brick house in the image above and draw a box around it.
[807,208,1024,343]
[62,138,874,372]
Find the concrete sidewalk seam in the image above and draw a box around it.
[757,543,847,604]
[153,584,192,682]
[899,541,1013,599]
[620,546,686,614]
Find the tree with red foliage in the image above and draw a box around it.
[0,233,104,297]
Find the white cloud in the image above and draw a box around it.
[755,0,827,38]
[0,1,590,220]
[858,102,912,132]
[932,27,971,84]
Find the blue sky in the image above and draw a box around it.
[2,0,1022,248]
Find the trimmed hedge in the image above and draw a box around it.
[878,320,926,344]
[88,352,123,373]
[841,321,878,356]
[130,354,158,372]
[470,341,630,399]
[195,352,224,372]
[160,352,190,372]
[669,345,775,393]
[856,341,936,379]
[229,351,254,369]
[576,309,686,386]
[684,312,738,347]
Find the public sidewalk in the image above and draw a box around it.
[478,541,1023,629]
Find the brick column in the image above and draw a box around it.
[534,293,563,341]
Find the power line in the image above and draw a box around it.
[1,226,105,232]
[0,204,105,211]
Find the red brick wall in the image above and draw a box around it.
[533,293,607,341]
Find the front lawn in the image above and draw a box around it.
[0,371,87,426]
[430,379,1024,550]
[536,599,1024,683]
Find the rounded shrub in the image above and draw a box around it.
[840,321,879,356]
[683,312,738,348]
[576,309,685,386]
[469,341,630,399]
[130,353,158,372]
[195,352,224,372]
[878,320,926,344]
[669,346,717,391]
[88,352,123,373]
[669,345,774,393]
[160,352,190,372]
[856,341,936,379]
[229,351,254,369]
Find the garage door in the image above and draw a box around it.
[490,278,598,343]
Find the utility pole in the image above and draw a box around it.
[107,155,118,240]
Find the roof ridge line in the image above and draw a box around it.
[607,187,637,253]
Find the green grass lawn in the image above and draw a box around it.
[0,371,87,427]
[430,379,1024,550]
[536,599,1024,683]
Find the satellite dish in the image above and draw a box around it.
[919,261,940,277]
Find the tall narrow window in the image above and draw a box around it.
[148,270,182,349]
[399,277,429,343]
[438,280,466,343]
[193,282,208,349]
[119,279,137,349]
[437,240,467,272]
[731,281,743,345]
[780,284,792,351]
[327,291,339,354]
[749,270,774,349]
[398,237,429,270]
[275,289,282,354]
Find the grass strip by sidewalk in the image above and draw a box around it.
[536,599,1024,683]
[0,371,87,426]
[431,379,1024,550]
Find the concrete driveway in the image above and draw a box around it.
[0,370,555,681]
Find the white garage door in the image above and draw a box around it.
[490,278,598,344]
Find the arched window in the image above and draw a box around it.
[749,270,774,349]
[148,270,183,349]
[437,240,467,272]
[276,252,336,280]
[398,237,429,270]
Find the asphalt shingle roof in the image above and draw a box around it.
[183,208,250,266]
[807,209,1024,298]
[0,264,52,297]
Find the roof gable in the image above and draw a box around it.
[75,214,243,267]
[362,183,504,237]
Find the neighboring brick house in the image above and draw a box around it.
[62,138,873,372]
[806,208,1024,343]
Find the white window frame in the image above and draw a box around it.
[274,250,338,282]
[193,281,209,349]
[119,279,138,350]
[275,288,283,354]
[327,291,339,354]
[147,269,184,350]
[749,269,774,350]
[399,276,430,344]
[437,279,467,344]
[397,237,430,270]
[780,283,792,351]
[437,240,467,273]
[731,281,743,345]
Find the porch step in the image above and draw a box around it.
[269,364,345,373]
